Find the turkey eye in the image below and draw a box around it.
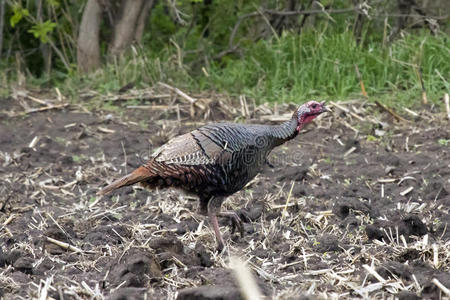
[312,104,317,109]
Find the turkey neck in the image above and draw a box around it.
[266,116,298,147]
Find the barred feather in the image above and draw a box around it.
[98,107,301,200]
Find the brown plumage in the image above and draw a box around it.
[98,101,330,251]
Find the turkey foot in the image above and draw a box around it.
[218,211,244,238]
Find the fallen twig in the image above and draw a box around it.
[97,126,116,134]
[340,120,359,133]
[377,178,397,183]
[415,66,428,105]
[374,101,409,123]
[330,101,365,121]
[46,212,74,244]
[444,93,450,120]
[127,105,187,110]
[240,95,250,118]
[355,64,368,98]
[281,181,295,220]
[158,82,197,104]
[38,276,53,300]
[26,94,50,106]
[432,278,450,296]
[403,107,419,117]
[362,264,386,284]
[45,236,83,253]
[101,92,171,102]
[24,103,69,115]
[344,146,357,157]
[29,136,40,148]
[400,186,414,196]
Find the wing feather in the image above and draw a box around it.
[153,131,221,165]
[153,124,257,166]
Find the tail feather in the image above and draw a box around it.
[97,166,153,196]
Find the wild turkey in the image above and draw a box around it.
[98,100,330,251]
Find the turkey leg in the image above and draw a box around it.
[208,211,225,252]
[207,197,245,251]
[208,196,226,251]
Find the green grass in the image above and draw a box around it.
[7,26,450,109]
[203,29,449,107]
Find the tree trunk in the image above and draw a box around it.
[77,0,102,73]
[134,0,154,43]
[109,0,146,56]
[388,0,415,42]
[41,44,52,74]
[200,0,212,38]
[0,0,5,56]
[352,0,365,45]
[36,0,52,75]
[303,0,321,28]
[271,0,298,34]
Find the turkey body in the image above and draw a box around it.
[140,121,297,214]
[98,100,329,251]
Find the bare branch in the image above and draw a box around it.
[228,6,447,48]
[229,7,357,47]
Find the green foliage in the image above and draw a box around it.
[10,5,29,27]
[2,0,82,76]
[72,154,88,163]
[28,20,57,43]
[150,4,177,37]
[438,139,450,146]
[366,135,379,142]
[47,0,60,8]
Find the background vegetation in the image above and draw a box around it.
[0,0,448,107]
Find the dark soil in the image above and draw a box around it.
[0,95,449,299]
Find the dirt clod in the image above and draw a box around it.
[277,166,309,182]
[148,236,184,254]
[397,291,421,300]
[344,138,361,152]
[423,179,448,200]
[333,198,375,219]
[195,244,214,268]
[176,285,242,300]
[421,271,450,298]
[375,261,412,281]
[312,234,341,253]
[85,224,131,246]
[399,215,428,237]
[108,287,147,300]
[12,257,34,275]
[109,248,161,288]
[0,247,6,267]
